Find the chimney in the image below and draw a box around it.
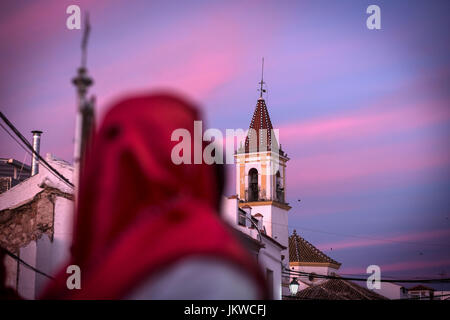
[240,205,252,228]
[253,213,264,230]
[241,205,252,216]
[31,130,43,176]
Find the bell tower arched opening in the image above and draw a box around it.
[248,168,259,201]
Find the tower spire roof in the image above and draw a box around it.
[244,98,278,153]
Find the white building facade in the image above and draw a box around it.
[0,154,74,299]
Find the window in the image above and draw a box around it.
[238,210,246,226]
[248,168,258,201]
[275,171,284,203]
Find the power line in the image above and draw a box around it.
[0,112,74,188]
[333,272,442,280]
[2,247,54,280]
[0,111,73,188]
[256,217,450,249]
[282,268,450,284]
[283,267,450,283]
[0,122,73,189]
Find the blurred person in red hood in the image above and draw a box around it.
[37,93,268,299]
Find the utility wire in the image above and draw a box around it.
[282,268,450,284]
[0,122,73,190]
[1,247,54,280]
[0,112,74,188]
[257,217,450,249]
[282,268,450,283]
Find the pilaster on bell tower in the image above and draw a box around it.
[234,59,291,248]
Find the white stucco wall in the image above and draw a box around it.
[258,237,283,299]
[370,282,406,300]
[35,196,74,296]
[250,204,289,259]
[221,196,284,300]
[235,152,287,201]
[0,154,74,299]
[18,241,37,299]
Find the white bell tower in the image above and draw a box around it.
[234,59,291,259]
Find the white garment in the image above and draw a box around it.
[125,257,259,300]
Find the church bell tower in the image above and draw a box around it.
[234,59,291,257]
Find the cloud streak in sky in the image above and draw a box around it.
[341,258,450,275]
[316,228,450,251]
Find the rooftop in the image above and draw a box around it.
[289,229,341,267]
[243,98,280,154]
[290,277,387,300]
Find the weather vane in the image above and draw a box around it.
[81,12,91,69]
[258,57,267,98]
[73,12,93,98]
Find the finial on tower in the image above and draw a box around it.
[73,12,93,99]
[258,57,266,99]
[81,12,91,69]
[72,12,95,202]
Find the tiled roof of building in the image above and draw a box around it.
[289,230,341,267]
[294,277,387,300]
[244,98,279,153]
[408,285,435,291]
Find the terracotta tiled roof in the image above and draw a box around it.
[289,230,341,266]
[244,98,279,153]
[408,285,434,291]
[294,277,387,300]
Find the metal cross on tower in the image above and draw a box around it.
[258,57,267,98]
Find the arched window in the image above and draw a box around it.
[276,171,284,202]
[248,168,258,201]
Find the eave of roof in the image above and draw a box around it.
[261,233,287,250]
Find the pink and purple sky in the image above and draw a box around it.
[1,0,449,287]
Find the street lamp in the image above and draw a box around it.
[289,277,299,296]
